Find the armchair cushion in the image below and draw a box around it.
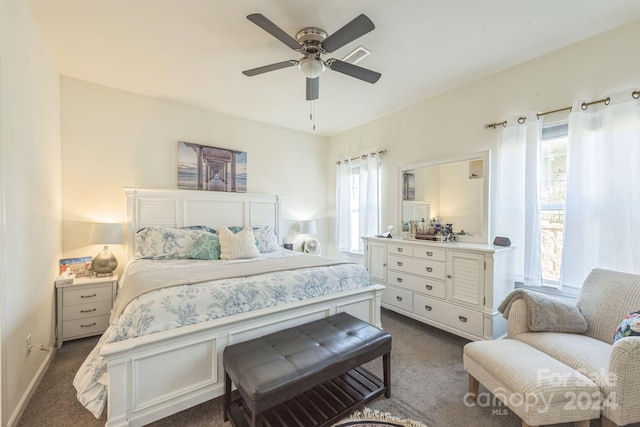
[499,289,587,333]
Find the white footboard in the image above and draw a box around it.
[101,285,384,427]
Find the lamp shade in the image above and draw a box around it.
[89,223,123,245]
[299,220,317,235]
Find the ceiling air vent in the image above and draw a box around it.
[342,45,371,65]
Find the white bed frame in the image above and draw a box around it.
[100,188,384,427]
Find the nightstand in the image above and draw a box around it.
[55,275,118,347]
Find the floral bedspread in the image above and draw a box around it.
[73,250,371,418]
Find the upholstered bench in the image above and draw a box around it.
[223,312,391,427]
[463,339,601,427]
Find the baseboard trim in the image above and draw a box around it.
[7,346,56,427]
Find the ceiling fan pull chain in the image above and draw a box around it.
[312,101,317,131]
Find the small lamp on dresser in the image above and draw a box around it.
[89,222,122,276]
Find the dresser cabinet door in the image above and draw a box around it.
[366,242,387,283]
[446,251,485,308]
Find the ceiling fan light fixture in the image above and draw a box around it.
[298,57,325,78]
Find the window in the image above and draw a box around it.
[335,154,382,254]
[539,123,568,285]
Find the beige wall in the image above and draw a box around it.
[327,19,640,258]
[60,78,329,266]
[0,0,62,424]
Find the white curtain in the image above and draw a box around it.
[335,160,351,252]
[495,115,543,286]
[358,154,381,250]
[560,91,640,287]
[335,154,381,253]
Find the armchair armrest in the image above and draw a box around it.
[604,336,640,426]
[506,298,531,338]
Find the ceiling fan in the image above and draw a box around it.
[242,13,381,101]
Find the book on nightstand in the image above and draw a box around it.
[59,256,92,278]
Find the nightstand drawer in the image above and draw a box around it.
[64,285,113,306]
[62,315,110,339]
[62,300,112,321]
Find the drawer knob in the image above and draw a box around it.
[425,285,433,290]
[383,263,387,267]
[426,251,433,256]
[80,294,97,299]
[459,316,468,323]
[425,305,432,311]
[426,267,433,272]
[397,248,403,253]
[396,296,403,302]
[80,322,97,328]
[396,277,403,283]
[80,308,97,313]
[397,261,403,267]
[447,274,452,279]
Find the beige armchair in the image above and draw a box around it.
[507,269,640,427]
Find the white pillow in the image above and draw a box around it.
[254,225,280,253]
[136,227,206,259]
[218,226,261,260]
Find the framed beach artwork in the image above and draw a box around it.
[178,141,247,192]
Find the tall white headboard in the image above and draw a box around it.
[124,188,283,261]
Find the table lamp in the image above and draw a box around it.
[299,220,320,254]
[90,222,122,276]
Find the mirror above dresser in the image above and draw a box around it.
[399,151,490,244]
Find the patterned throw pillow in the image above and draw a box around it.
[188,233,221,260]
[254,226,280,253]
[136,227,206,259]
[218,226,261,260]
[613,310,640,343]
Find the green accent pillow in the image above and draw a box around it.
[188,233,221,260]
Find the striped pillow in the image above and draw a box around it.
[218,226,260,260]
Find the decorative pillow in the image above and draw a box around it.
[136,227,206,259]
[218,226,261,260]
[613,310,640,343]
[188,233,221,260]
[253,225,280,253]
[181,225,216,234]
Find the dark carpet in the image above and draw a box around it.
[18,309,601,427]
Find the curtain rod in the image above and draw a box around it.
[335,150,387,165]
[484,90,640,129]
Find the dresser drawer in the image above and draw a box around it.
[382,286,413,312]
[62,300,112,321]
[413,295,483,337]
[62,314,110,339]
[388,255,446,280]
[387,243,413,257]
[64,284,113,306]
[387,271,446,299]
[413,247,446,262]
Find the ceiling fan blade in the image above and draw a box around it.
[328,59,381,84]
[247,14,301,50]
[306,77,319,101]
[242,60,297,77]
[321,14,375,53]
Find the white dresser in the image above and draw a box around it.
[363,237,514,341]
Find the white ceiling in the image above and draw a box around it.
[27,0,640,136]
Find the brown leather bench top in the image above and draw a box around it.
[223,312,391,415]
